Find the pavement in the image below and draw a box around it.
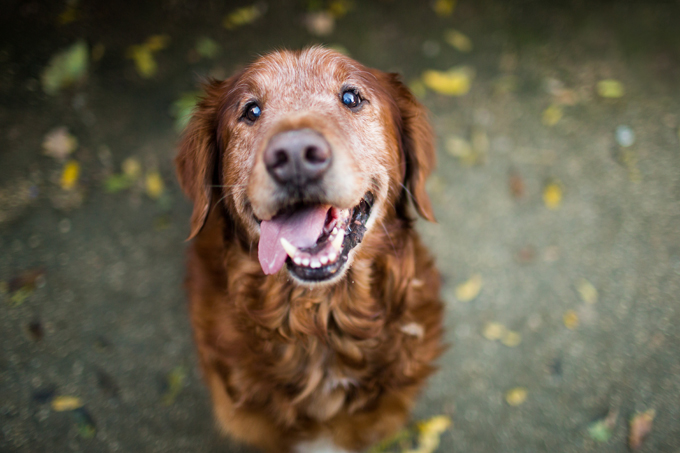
[1,1,679,452]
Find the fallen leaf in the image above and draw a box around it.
[422,66,473,96]
[8,268,46,293]
[433,0,457,17]
[588,409,618,442]
[145,171,165,199]
[482,322,506,341]
[223,4,266,29]
[58,0,80,25]
[126,35,170,78]
[576,279,598,304]
[505,387,527,406]
[41,40,89,95]
[408,79,427,99]
[43,127,78,160]
[455,274,482,302]
[71,407,96,438]
[443,29,472,52]
[162,366,186,405]
[563,310,579,330]
[501,330,522,347]
[629,409,655,450]
[195,37,220,59]
[509,171,525,199]
[145,35,170,52]
[305,11,335,36]
[597,79,624,98]
[516,245,536,264]
[60,160,80,190]
[170,91,201,132]
[405,415,452,453]
[328,0,353,18]
[542,104,563,126]
[103,174,133,193]
[122,157,142,180]
[51,396,83,412]
[445,135,472,158]
[543,181,562,210]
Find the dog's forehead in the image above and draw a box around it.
[245,48,364,100]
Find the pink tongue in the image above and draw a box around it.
[258,205,330,275]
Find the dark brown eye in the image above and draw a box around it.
[341,89,363,111]
[243,103,261,123]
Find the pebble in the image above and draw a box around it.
[615,125,635,147]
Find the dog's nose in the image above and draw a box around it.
[264,129,331,186]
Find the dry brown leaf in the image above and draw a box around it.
[51,396,83,411]
[629,409,655,450]
[563,310,579,330]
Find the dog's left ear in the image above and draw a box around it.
[175,78,232,240]
[380,72,436,222]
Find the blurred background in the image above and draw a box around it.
[1,0,679,452]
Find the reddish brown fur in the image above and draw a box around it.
[176,48,444,453]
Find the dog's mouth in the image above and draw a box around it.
[257,193,373,282]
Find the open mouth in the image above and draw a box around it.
[257,193,373,282]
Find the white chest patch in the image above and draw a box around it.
[295,437,355,453]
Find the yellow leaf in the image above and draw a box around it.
[51,396,83,411]
[505,387,527,406]
[501,330,522,347]
[122,157,142,180]
[145,171,165,199]
[405,415,452,453]
[597,79,624,98]
[127,45,157,78]
[162,366,186,406]
[409,79,427,99]
[543,181,562,210]
[443,29,472,52]
[328,0,353,18]
[629,409,655,450]
[145,35,170,52]
[563,310,579,330]
[482,322,506,341]
[433,0,457,17]
[455,274,482,302]
[542,104,563,126]
[576,278,598,304]
[422,67,473,96]
[223,5,266,29]
[60,160,80,190]
[445,135,472,158]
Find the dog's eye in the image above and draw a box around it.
[243,103,261,123]
[341,89,363,111]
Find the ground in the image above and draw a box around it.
[1,0,679,452]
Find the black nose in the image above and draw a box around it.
[264,129,331,186]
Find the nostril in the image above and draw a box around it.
[272,149,289,168]
[304,145,330,166]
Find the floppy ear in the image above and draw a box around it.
[175,78,230,240]
[384,73,437,222]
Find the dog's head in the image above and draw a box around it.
[176,47,435,284]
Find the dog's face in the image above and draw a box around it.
[176,47,435,285]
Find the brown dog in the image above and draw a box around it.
[176,47,444,453]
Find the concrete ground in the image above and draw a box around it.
[1,1,679,452]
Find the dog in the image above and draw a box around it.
[175,47,444,453]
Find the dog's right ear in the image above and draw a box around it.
[175,78,232,240]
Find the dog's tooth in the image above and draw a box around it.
[331,229,345,251]
[294,257,302,265]
[320,255,329,265]
[329,251,337,262]
[310,259,321,268]
[332,227,338,235]
[301,257,310,267]
[280,238,300,259]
